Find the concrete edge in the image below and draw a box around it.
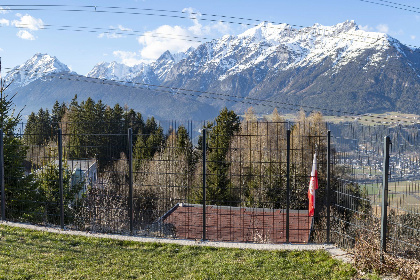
[0,221,354,263]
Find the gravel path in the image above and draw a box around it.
[0,221,354,263]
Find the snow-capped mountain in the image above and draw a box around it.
[88,20,408,86]
[87,48,197,85]
[5,20,420,118]
[159,20,420,114]
[4,53,73,87]
[87,61,148,82]
[204,20,391,79]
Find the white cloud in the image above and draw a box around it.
[0,48,3,52]
[17,30,35,40]
[11,14,43,40]
[376,24,389,34]
[113,51,146,66]
[411,35,416,40]
[359,25,373,32]
[98,24,133,39]
[12,14,44,30]
[138,25,200,60]
[0,18,9,26]
[182,7,202,35]
[137,7,231,60]
[99,33,123,39]
[115,25,132,32]
[182,7,231,36]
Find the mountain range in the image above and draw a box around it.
[4,20,420,121]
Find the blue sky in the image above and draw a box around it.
[1,0,420,75]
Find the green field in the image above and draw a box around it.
[361,180,420,213]
[261,111,420,125]
[324,112,420,126]
[0,224,368,280]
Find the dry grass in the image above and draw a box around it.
[352,228,420,280]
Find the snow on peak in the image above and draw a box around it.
[87,61,147,82]
[238,21,291,42]
[211,20,399,80]
[331,20,358,32]
[157,50,174,63]
[83,20,399,85]
[236,20,358,45]
[4,53,72,87]
[7,20,405,90]
[173,47,195,63]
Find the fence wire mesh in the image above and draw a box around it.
[330,122,420,260]
[1,117,329,245]
[3,116,418,260]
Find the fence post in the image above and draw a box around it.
[380,136,391,262]
[326,130,331,243]
[202,128,207,241]
[286,129,290,243]
[0,129,4,221]
[128,128,134,235]
[58,129,64,229]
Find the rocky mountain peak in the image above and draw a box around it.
[4,53,71,87]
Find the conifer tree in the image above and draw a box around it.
[0,78,36,220]
[197,108,241,206]
[144,117,158,136]
[24,112,37,144]
[133,117,164,169]
[123,108,144,142]
[51,100,66,132]
[23,108,52,145]
[107,103,125,158]
[34,156,83,224]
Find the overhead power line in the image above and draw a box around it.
[35,71,419,126]
[375,0,420,10]
[2,4,419,124]
[3,23,209,43]
[360,0,420,14]
[2,4,417,51]
[3,66,420,125]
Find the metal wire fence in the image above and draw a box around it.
[0,118,330,244]
[330,122,420,260]
[2,117,418,260]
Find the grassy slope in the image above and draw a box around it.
[0,225,360,280]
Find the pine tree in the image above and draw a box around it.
[145,126,164,159]
[202,108,240,206]
[144,117,158,136]
[38,108,52,144]
[123,109,144,142]
[133,117,164,170]
[34,155,83,224]
[107,103,125,158]
[0,78,36,220]
[24,112,37,144]
[51,100,66,132]
[67,94,82,158]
